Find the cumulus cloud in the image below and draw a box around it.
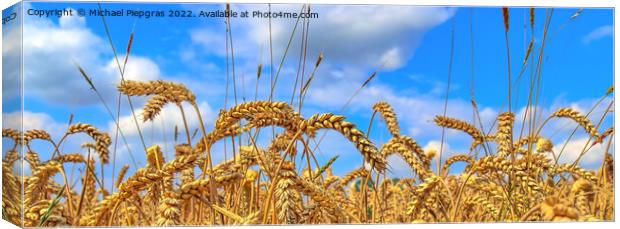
[109,101,216,152]
[2,111,65,135]
[423,140,457,158]
[385,155,414,178]
[582,25,613,44]
[552,137,610,169]
[187,5,456,95]
[269,5,455,70]
[17,8,163,105]
[378,47,405,70]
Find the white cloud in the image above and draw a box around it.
[104,56,162,82]
[384,141,464,178]
[552,137,609,169]
[385,155,414,178]
[2,111,64,136]
[58,11,86,28]
[582,25,613,44]
[424,140,471,168]
[110,101,216,145]
[186,5,456,98]
[378,47,405,70]
[273,5,455,70]
[424,140,454,159]
[16,8,163,105]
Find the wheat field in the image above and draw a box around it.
[1,6,615,227]
[2,81,614,226]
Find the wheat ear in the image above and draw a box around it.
[300,113,386,171]
[434,116,484,146]
[551,107,599,137]
[373,101,401,136]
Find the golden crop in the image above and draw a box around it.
[1,6,614,227]
[1,79,614,226]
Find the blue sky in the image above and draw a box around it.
[2,2,614,184]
